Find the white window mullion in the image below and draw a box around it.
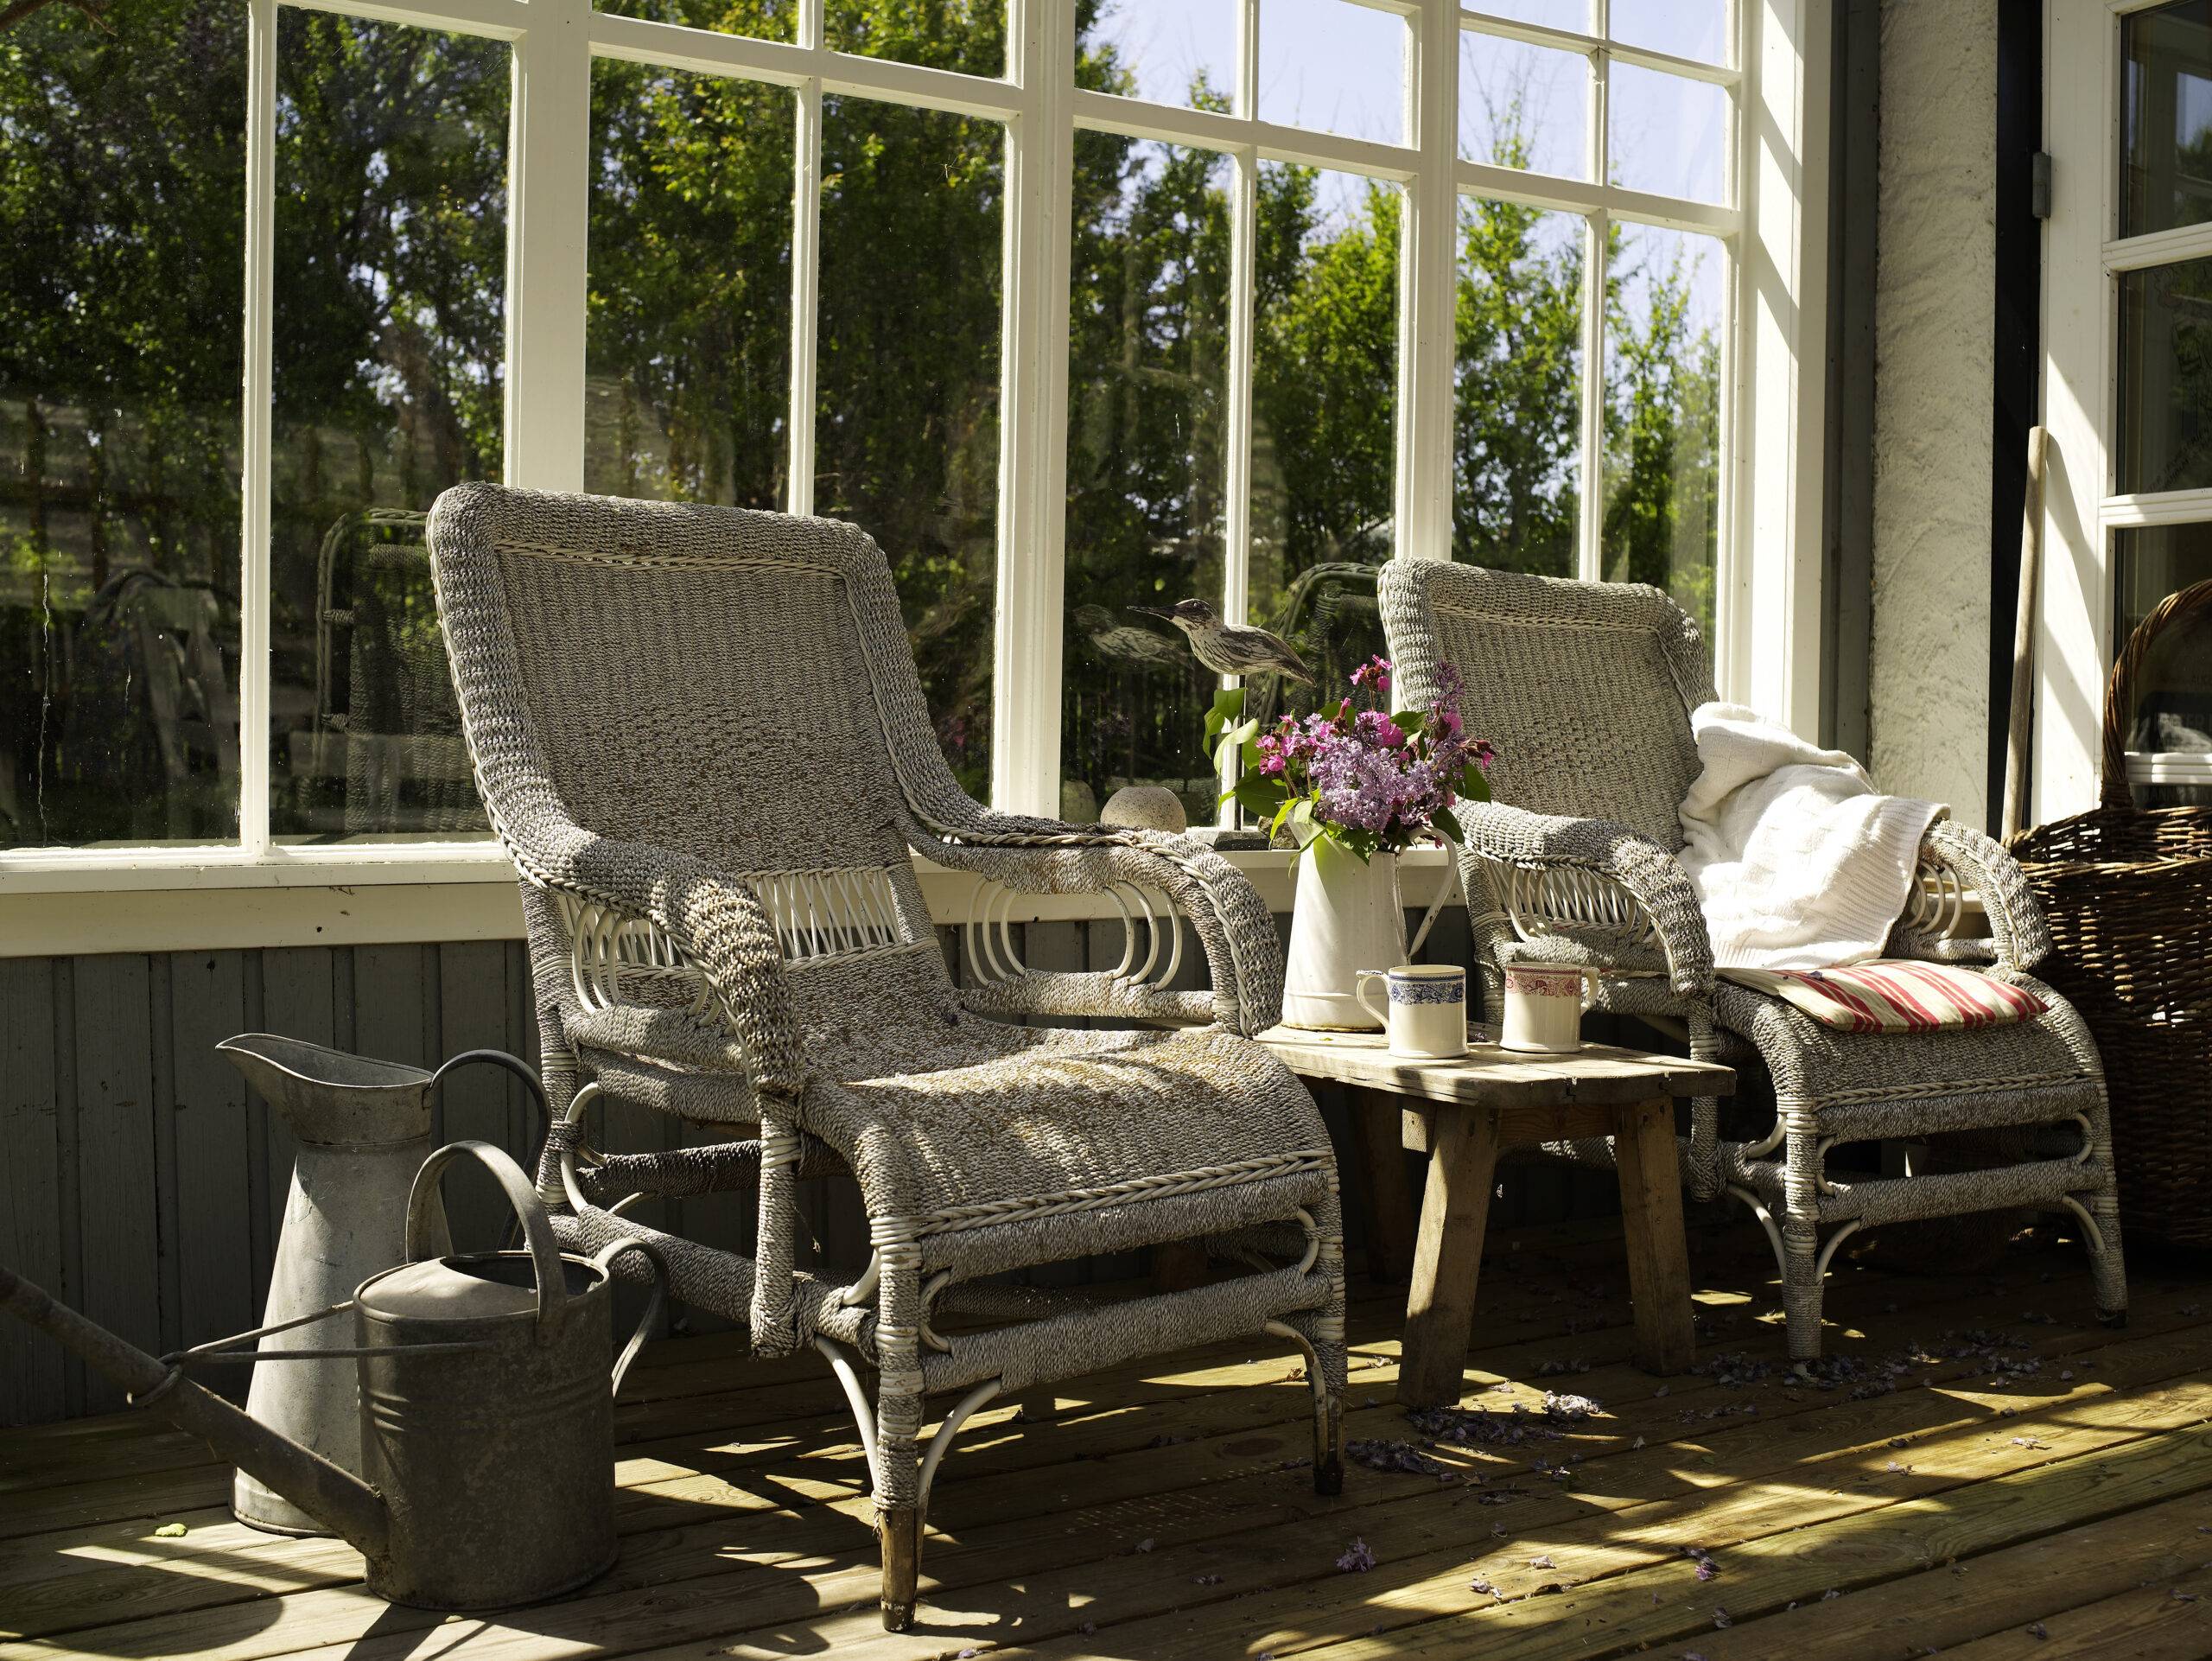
[239,0,278,858]
[1217,0,1261,826]
[504,0,589,492]
[788,0,823,515]
[1577,3,1611,584]
[1395,0,1459,563]
[990,0,1071,816]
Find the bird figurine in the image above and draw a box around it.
[1130,598,1314,684]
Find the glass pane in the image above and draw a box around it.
[1081,0,1236,107]
[1257,0,1407,144]
[0,3,245,850]
[2122,0,2212,239]
[1250,162,1399,729]
[1609,63,1727,203]
[587,64,793,509]
[1455,201,1583,575]
[817,97,1002,798]
[826,0,1003,79]
[268,15,508,843]
[1463,1,1591,30]
[1603,224,1726,637]
[2117,257,2212,495]
[2113,525,2212,803]
[594,0,795,45]
[1612,0,1727,66]
[1460,30,1587,177]
[1062,137,1231,828]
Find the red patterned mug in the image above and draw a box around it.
[1499,963,1598,1053]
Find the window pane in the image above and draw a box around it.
[826,0,1003,79]
[1250,163,1399,723]
[1258,0,1407,144]
[1081,0,1236,107]
[2112,525,2212,800]
[2122,0,2212,239]
[268,15,508,843]
[1610,63,1727,203]
[1460,29,1587,177]
[594,0,795,46]
[817,98,1001,797]
[1463,1,1591,30]
[1062,137,1231,828]
[0,3,244,850]
[1456,201,1583,575]
[587,64,793,509]
[2117,256,2212,495]
[1612,0,1726,66]
[1603,224,1724,637]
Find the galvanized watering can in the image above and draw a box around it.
[0,1141,667,1612]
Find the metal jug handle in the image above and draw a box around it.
[405,1140,569,1343]
[592,1238,671,1399]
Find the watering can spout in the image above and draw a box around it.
[0,1263,391,1562]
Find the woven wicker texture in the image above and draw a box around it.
[427,484,1345,1628]
[1382,559,2126,1362]
[2010,578,2212,1247]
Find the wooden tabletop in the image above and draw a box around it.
[1255,1026,1734,1108]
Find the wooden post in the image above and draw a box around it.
[1351,1086,1420,1284]
[1613,1097,1697,1374]
[1395,1105,1500,1409]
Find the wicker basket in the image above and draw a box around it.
[2009,580,2212,1248]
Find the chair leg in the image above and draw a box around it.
[1282,1194,1349,1496]
[872,1239,927,1632]
[2078,1097,2130,1327]
[1781,1220,1825,1365]
[878,1504,921,1632]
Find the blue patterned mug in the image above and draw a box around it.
[1354,964,1469,1060]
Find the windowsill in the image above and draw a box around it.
[0,839,1459,958]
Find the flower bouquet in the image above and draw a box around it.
[1205,657,1495,1029]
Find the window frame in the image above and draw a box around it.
[0,0,1831,908]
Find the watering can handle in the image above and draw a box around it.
[405,1141,569,1342]
[593,1238,670,1399]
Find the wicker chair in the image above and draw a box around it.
[1380,561,2127,1363]
[427,484,1346,1628]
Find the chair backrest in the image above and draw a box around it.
[428,485,970,1004]
[1379,562,1714,850]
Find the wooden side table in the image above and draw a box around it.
[1259,1028,1736,1410]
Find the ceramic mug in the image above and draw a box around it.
[1354,964,1469,1060]
[1499,963,1598,1053]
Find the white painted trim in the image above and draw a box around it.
[1576,0,1611,586]
[1732,0,1830,734]
[1395,0,1458,563]
[786,0,823,516]
[505,0,590,493]
[0,849,1465,958]
[239,0,278,860]
[2102,220,2212,273]
[1460,10,1744,87]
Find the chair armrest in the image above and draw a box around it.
[1909,819,2051,972]
[514,820,806,1098]
[1453,800,1715,997]
[915,813,1284,1035]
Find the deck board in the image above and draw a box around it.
[3,1222,2206,1661]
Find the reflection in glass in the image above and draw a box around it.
[1609,63,1727,204]
[2118,258,2212,495]
[1062,137,1230,828]
[826,0,1003,79]
[1456,201,1583,575]
[1461,29,1587,177]
[2122,0,2212,239]
[2113,525,2212,810]
[268,14,507,843]
[817,97,1003,799]
[587,63,793,510]
[1257,0,1407,144]
[594,0,795,44]
[1082,0,1236,106]
[1603,224,1725,636]
[0,3,245,850]
[1612,0,1726,66]
[1250,162,1399,733]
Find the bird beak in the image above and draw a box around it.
[1128,605,1175,621]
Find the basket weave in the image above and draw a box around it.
[2009,580,2212,1248]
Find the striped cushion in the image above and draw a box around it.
[1718,961,2048,1034]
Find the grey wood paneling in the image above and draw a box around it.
[0,902,1526,1426]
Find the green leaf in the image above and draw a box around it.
[1202,685,1247,747]
[1394,709,1427,738]
[1433,809,1465,845]
[1233,772,1286,818]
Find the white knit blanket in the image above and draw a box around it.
[1675,703,1945,971]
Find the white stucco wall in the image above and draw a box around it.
[1867,0,1997,820]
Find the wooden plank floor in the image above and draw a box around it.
[6,1217,2212,1661]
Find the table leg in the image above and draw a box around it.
[1351,1087,1420,1285]
[1614,1096,1696,1374]
[1396,1106,1501,1410]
